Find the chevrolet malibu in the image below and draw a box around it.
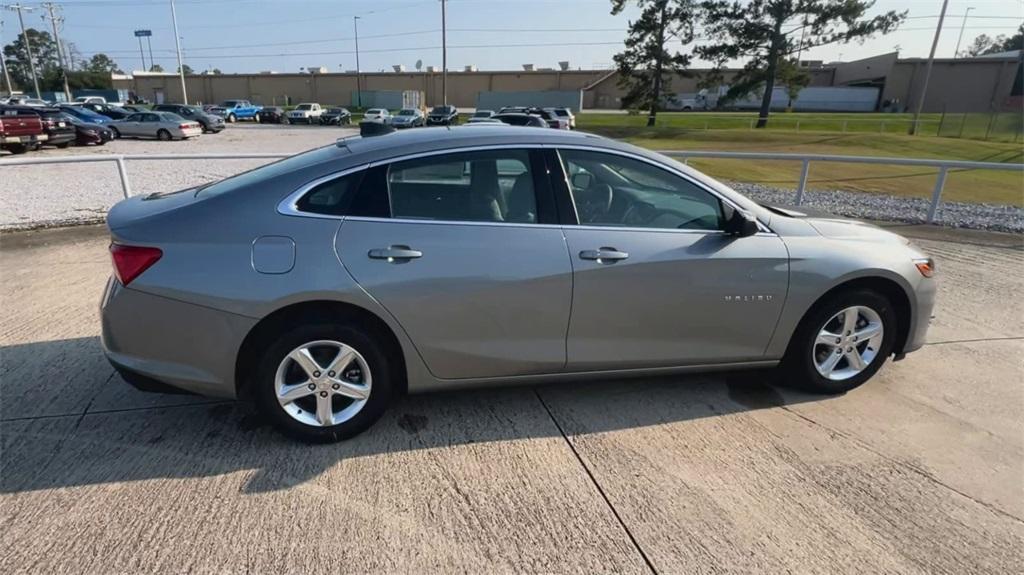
[101,126,935,442]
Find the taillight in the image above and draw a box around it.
[179,123,190,129]
[110,244,162,285]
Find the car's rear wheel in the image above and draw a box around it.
[781,289,896,394]
[157,129,172,141]
[7,144,27,154]
[254,114,260,123]
[254,322,395,442]
[56,142,70,149]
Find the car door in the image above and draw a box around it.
[140,113,161,137]
[335,148,572,380]
[555,148,789,370]
[120,113,142,136]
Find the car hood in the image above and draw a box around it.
[804,216,910,245]
[392,116,416,121]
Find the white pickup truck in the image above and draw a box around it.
[286,103,324,124]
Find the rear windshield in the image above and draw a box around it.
[398,109,416,116]
[296,104,313,110]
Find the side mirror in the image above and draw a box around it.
[571,172,593,190]
[724,207,759,237]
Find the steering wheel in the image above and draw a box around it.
[622,200,658,226]
[577,183,613,223]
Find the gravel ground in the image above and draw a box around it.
[2,124,1021,233]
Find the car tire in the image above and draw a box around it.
[157,129,172,141]
[56,142,70,149]
[8,144,27,154]
[110,126,121,138]
[227,113,236,123]
[254,320,396,443]
[254,114,260,124]
[780,289,897,395]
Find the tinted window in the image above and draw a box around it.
[387,150,538,224]
[559,149,724,231]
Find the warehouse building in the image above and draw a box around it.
[114,51,1022,113]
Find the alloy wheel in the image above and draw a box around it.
[812,305,884,381]
[274,339,372,427]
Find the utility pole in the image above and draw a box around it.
[5,3,40,98]
[440,0,447,105]
[954,7,973,57]
[41,3,71,102]
[146,35,154,70]
[169,0,187,104]
[910,0,949,135]
[136,33,146,70]
[353,16,361,108]
[0,14,14,96]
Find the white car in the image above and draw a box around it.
[363,108,392,123]
[286,103,323,124]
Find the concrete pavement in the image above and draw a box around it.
[1,224,1022,574]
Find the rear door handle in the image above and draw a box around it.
[579,247,629,263]
[368,245,423,262]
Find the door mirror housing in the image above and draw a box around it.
[570,172,593,190]
[723,207,759,237]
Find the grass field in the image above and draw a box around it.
[578,111,1024,141]
[575,117,1024,207]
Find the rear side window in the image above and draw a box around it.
[294,166,390,217]
[386,150,539,224]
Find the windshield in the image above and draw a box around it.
[69,107,106,120]
[327,108,344,113]
[368,109,384,114]
[398,110,416,116]
[197,145,337,197]
[221,101,241,107]
[431,106,452,114]
[296,104,313,110]
[472,111,491,117]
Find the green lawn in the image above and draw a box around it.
[574,121,1024,207]
[579,111,1024,142]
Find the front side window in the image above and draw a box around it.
[387,150,538,224]
[559,149,724,231]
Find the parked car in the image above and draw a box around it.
[0,106,47,154]
[62,113,114,146]
[109,111,202,140]
[426,105,458,126]
[75,96,109,105]
[499,106,530,114]
[24,107,76,148]
[526,107,569,130]
[363,108,392,123]
[492,113,548,128]
[218,100,262,123]
[390,108,424,128]
[467,109,496,123]
[546,107,575,129]
[153,104,226,133]
[99,125,936,442]
[319,107,352,125]
[122,104,150,113]
[58,104,118,130]
[286,103,324,124]
[3,95,49,106]
[257,106,287,124]
[76,102,134,120]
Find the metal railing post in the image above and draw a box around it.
[795,120,800,132]
[842,120,847,133]
[114,157,132,198]
[794,159,811,205]
[926,166,949,224]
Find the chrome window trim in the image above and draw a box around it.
[278,142,775,236]
[276,163,370,220]
[344,215,564,231]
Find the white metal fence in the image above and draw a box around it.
[2,151,1021,224]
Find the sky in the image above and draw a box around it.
[1,0,1021,75]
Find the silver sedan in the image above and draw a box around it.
[110,111,203,140]
[100,126,935,442]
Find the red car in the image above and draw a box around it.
[0,106,47,154]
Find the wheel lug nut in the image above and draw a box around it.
[319,391,328,397]
[307,383,315,390]
[332,383,340,390]
[328,371,336,377]
[313,371,321,377]
[836,349,842,354]
[835,337,841,344]
[846,347,853,352]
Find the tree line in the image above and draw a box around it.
[613,0,908,127]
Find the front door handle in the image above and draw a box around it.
[579,247,629,263]
[368,245,423,262]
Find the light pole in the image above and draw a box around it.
[954,7,973,57]
[0,15,13,96]
[440,0,447,106]
[136,32,146,70]
[41,3,70,102]
[911,0,949,135]
[5,4,40,98]
[169,0,187,104]
[353,16,361,108]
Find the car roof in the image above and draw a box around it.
[340,124,601,156]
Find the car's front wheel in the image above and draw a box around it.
[780,289,896,394]
[254,321,395,442]
[227,113,236,123]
